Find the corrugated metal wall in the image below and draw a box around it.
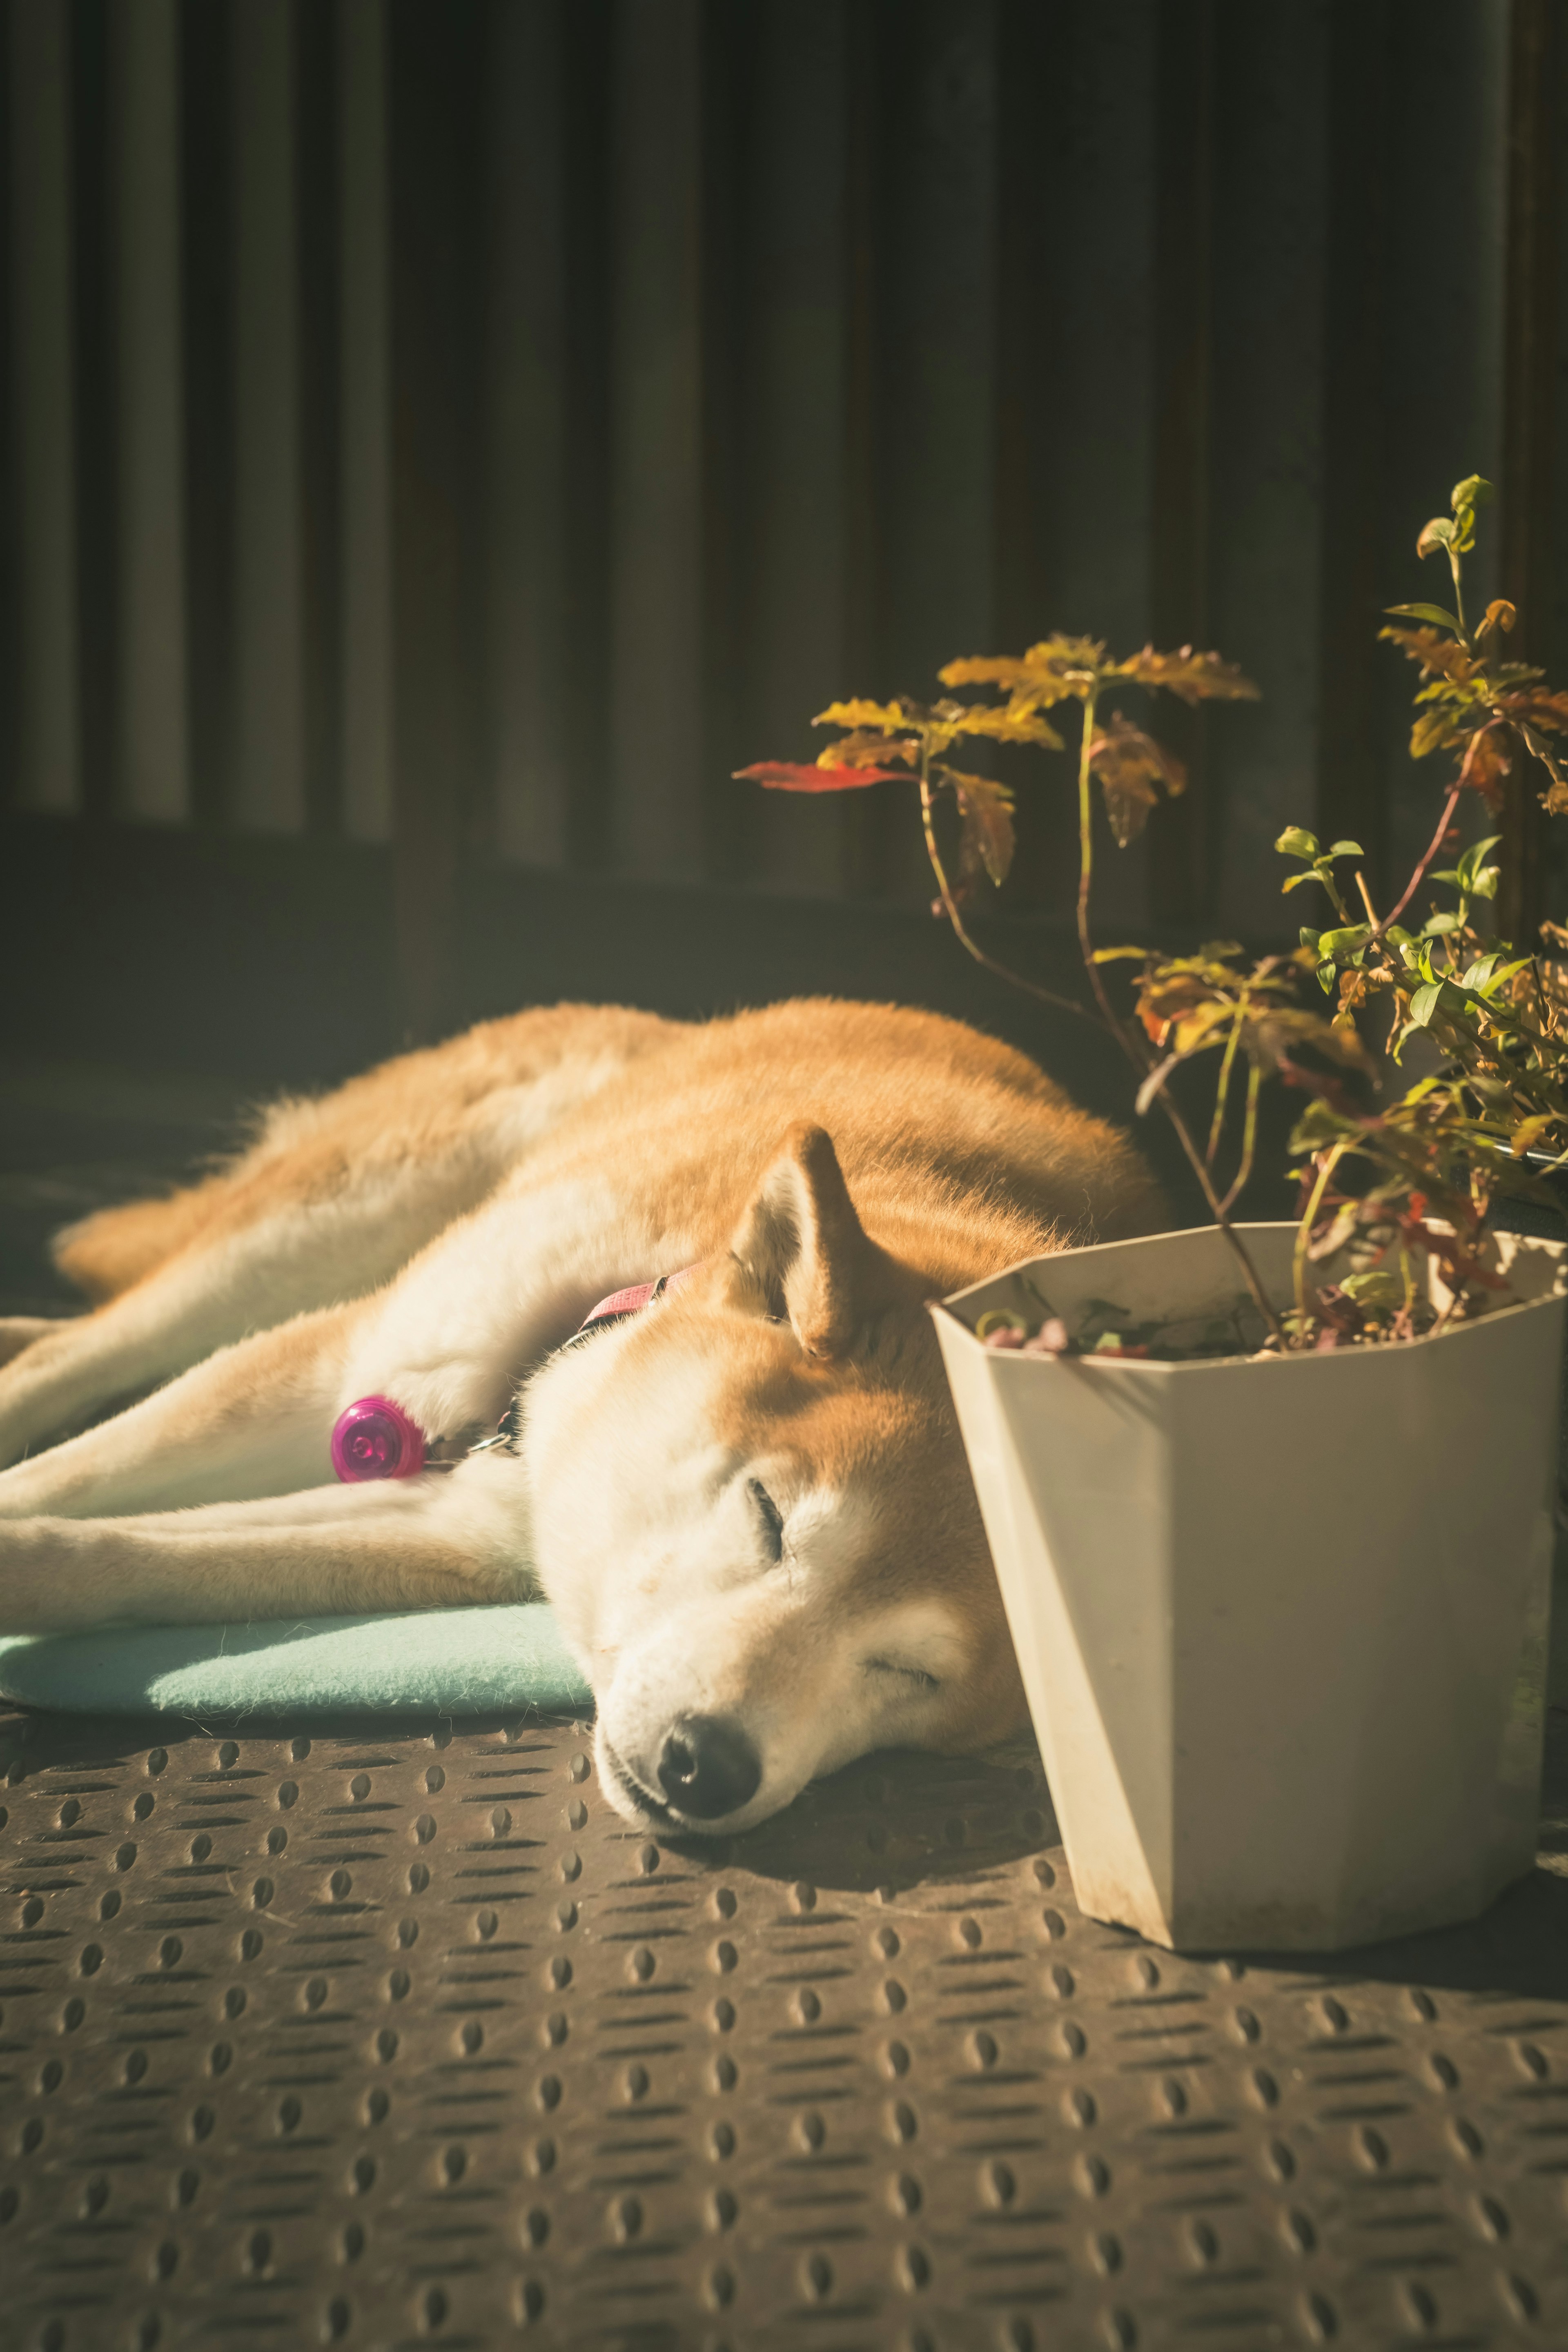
[4,0,1566,1040]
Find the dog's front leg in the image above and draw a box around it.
[0,1300,364,1521]
[333,1175,670,1439]
[0,1452,533,1632]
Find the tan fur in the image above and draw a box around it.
[0,998,1164,1829]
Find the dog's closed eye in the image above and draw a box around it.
[866,1658,941,1693]
[748,1478,785,1563]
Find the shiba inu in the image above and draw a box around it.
[0,1000,1163,1830]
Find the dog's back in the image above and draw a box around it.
[506,998,1165,1300]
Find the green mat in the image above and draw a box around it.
[0,1604,594,1717]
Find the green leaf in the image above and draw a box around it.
[1408,981,1445,1027]
[1298,927,1322,949]
[1281,871,1319,893]
[1274,826,1320,860]
[1385,602,1464,633]
[1090,946,1150,963]
[1468,866,1500,900]
[1339,1270,1405,1313]
[1417,516,1457,559]
[1456,834,1502,889]
[1317,924,1371,959]
[1324,840,1365,859]
[1422,911,1462,936]
[1384,925,1415,949]
[1451,474,1494,512]
[1315,960,1336,995]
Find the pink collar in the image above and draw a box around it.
[332,1264,706,1483]
[579,1262,704,1330]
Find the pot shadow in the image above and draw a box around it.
[1236,1861,1568,2002]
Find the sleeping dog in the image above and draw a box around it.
[0,1000,1163,1831]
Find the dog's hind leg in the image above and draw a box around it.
[0,1451,531,1631]
[6,1010,682,1469]
[0,1165,489,1470]
[0,1298,368,1521]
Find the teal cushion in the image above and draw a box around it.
[0,1604,593,1717]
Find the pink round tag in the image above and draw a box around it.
[331,1395,427,1482]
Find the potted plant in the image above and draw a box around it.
[737,475,1568,1951]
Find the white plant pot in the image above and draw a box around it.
[932,1222,1566,1953]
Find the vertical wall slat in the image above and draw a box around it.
[1375,1,1508,899]
[739,0,855,899]
[1026,0,1160,931]
[606,0,706,879]
[231,0,305,832]
[339,0,392,845]
[296,0,342,838]
[388,0,485,1040]
[1207,4,1331,933]
[180,0,234,830]
[112,0,187,823]
[1314,0,1394,900]
[875,0,1000,684]
[8,0,79,814]
[487,0,571,869]
[1148,0,1214,927]
[1499,0,1559,941]
[872,0,1000,902]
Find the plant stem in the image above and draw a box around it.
[915,755,1090,1023]
[1294,1143,1348,1327]
[1218,1059,1262,1216]
[1380,784,1463,935]
[1075,694,1127,1042]
[1152,1085,1287,1339]
[1206,1006,1245,1168]
[1448,546,1468,641]
[1070,700,1285,1341]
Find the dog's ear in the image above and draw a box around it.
[726,1123,888,1359]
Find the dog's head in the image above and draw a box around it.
[521,1123,1027,1832]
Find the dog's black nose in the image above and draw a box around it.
[657,1717,761,1819]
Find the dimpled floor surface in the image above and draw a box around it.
[2,1703,1568,2352]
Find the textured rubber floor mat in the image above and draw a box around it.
[3,1704,1568,2352]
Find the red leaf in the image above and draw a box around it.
[733,762,904,793]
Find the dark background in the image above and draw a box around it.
[2,0,1566,1129]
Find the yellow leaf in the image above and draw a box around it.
[1027,633,1107,670]
[949,704,1065,752]
[943,768,1016,888]
[1089,714,1186,844]
[1410,707,1463,760]
[938,655,1030,689]
[1511,1114,1558,1157]
[824,729,919,769]
[1378,624,1478,683]
[1116,644,1260,704]
[812,698,908,733]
